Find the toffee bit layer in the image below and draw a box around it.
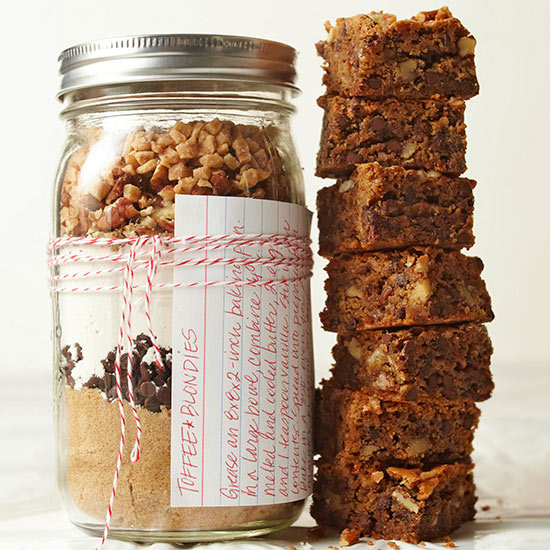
[60,118,294,238]
[321,247,493,333]
[317,163,475,257]
[315,384,478,467]
[312,461,476,543]
[332,323,493,402]
[316,96,467,178]
[316,7,479,99]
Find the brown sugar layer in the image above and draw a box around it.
[316,7,479,99]
[316,97,467,178]
[317,163,475,257]
[311,461,476,543]
[314,384,478,467]
[65,388,302,530]
[320,248,494,333]
[332,323,493,402]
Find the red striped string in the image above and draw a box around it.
[144,236,163,369]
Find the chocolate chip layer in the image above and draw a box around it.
[61,334,172,412]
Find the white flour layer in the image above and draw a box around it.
[56,245,174,389]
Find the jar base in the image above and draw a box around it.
[72,514,299,544]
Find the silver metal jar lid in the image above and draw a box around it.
[57,34,298,100]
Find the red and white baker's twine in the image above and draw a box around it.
[48,233,313,548]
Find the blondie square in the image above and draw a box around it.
[317,163,475,257]
[316,96,467,177]
[321,248,493,333]
[312,461,476,542]
[315,385,478,467]
[332,323,493,402]
[316,7,479,99]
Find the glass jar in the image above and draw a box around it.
[50,35,313,544]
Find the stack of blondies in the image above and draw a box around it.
[312,7,494,543]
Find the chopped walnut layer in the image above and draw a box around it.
[60,118,293,237]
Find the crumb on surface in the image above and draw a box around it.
[481,505,490,511]
[289,546,296,550]
[388,542,400,550]
[441,536,456,548]
[339,528,361,547]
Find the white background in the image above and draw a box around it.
[1,0,549,377]
[1,2,549,548]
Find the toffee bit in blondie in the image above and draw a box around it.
[315,383,479,468]
[312,462,476,543]
[331,323,493,402]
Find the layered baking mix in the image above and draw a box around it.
[56,117,301,529]
[64,386,301,528]
[60,118,296,238]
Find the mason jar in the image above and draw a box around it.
[50,35,313,544]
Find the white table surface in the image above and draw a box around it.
[2,364,549,550]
